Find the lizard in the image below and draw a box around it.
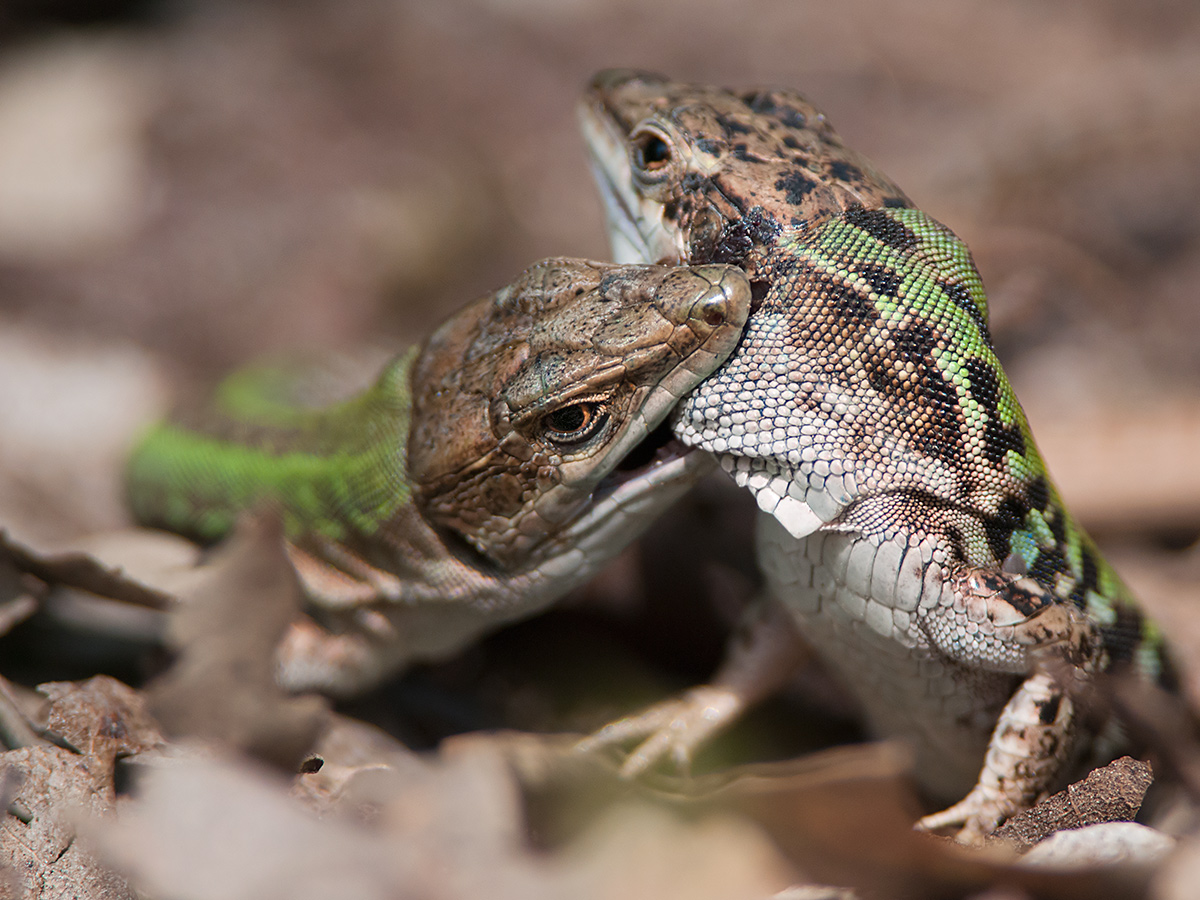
[576,69,1169,841]
[126,257,750,696]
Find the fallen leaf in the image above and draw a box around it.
[145,512,328,770]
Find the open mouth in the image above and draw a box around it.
[558,414,711,555]
[595,420,690,498]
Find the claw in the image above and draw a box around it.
[916,786,1008,844]
[576,684,747,777]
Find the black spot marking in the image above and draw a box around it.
[696,137,721,155]
[964,358,1026,465]
[662,200,679,221]
[994,496,1030,534]
[715,112,752,136]
[1003,578,1053,617]
[1067,579,1087,611]
[984,495,1030,561]
[1046,508,1068,546]
[827,160,863,184]
[844,206,917,251]
[893,320,963,464]
[749,280,770,312]
[1028,546,1070,592]
[883,196,911,208]
[733,143,753,161]
[1100,602,1145,669]
[681,172,707,193]
[746,93,809,129]
[775,171,817,205]
[944,524,966,561]
[1027,477,1050,512]
[942,281,992,346]
[825,280,879,326]
[777,107,808,130]
[1036,694,1062,725]
[1079,547,1100,595]
[710,206,780,266]
[866,363,890,394]
[858,263,901,298]
[782,134,801,150]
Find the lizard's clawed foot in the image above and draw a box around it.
[915,787,1009,845]
[576,684,747,777]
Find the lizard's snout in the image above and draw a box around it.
[660,264,751,337]
[588,68,669,96]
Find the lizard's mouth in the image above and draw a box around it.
[613,420,684,476]
[562,418,711,554]
[601,421,690,489]
[579,103,685,267]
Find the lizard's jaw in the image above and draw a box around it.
[591,419,704,511]
[579,104,684,267]
[553,428,713,562]
[607,420,682,480]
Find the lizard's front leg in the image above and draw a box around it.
[916,567,1102,842]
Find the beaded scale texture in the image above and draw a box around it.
[581,69,1167,839]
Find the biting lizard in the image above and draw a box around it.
[127,257,750,695]
[578,70,1169,840]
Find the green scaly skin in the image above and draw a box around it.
[128,352,415,548]
[127,257,751,697]
[578,70,1168,841]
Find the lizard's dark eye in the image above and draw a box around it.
[542,402,608,444]
[631,128,673,176]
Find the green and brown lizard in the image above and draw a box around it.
[578,70,1169,840]
[127,257,750,696]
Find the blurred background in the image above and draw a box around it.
[0,0,1198,537]
[2,6,1199,893]
[1,0,1199,726]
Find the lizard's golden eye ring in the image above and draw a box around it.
[542,402,608,444]
[630,127,673,178]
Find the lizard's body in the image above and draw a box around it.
[128,258,750,695]
[578,71,1167,839]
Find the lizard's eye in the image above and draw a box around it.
[630,126,673,178]
[541,402,608,444]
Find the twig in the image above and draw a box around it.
[0,676,44,750]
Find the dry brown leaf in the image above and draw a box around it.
[37,676,164,775]
[991,757,1154,853]
[0,745,138,900]
[0,528,172,612]
[652,743,1156,900]
[93,732,800,900]
[145,513,328,770]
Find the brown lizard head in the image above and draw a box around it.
[408,257,750,569]
[579,69,910,277]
